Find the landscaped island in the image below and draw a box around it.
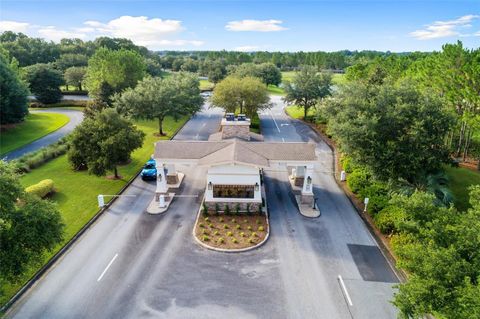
[194,204,269,251]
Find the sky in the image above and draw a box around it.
[0,0,479,52]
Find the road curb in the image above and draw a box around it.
[283,110,407,283]
[1,116,191,313]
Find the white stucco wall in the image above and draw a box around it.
[205,164,261,203]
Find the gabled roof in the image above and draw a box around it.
[154,140,316,167]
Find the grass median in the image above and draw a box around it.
[0,115,188,307]
[0,112,70,157]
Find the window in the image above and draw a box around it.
[212,185,255,198]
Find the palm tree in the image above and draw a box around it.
[395,171,454,207]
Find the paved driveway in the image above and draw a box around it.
[7,99,398,318]
[3,108,84,161]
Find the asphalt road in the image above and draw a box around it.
[3,109,84,161]
[7,98,398,319]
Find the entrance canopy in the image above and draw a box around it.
[154,139,317,168]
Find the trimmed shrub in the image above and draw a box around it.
[12,138,69,173]
[215,203,220,214]
[359,181,391,215]
[246,203,251,214]
[224,204,231,215]
[235,203,240,215]
[347,168,370,194]
[202,202,209,215]
[25,179,55,198]
[341,155,357,173]
[374,206,407,235]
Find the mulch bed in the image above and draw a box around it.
[195,213,268,249]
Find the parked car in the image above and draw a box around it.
[141,159,157,180]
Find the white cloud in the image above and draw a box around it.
[0,20,30,33]
[226,19,287,32]
[410,14,479,40]
[234,45,260,52]
[83,16,202,49]
[0,16,204,49]
[38,26,87,41]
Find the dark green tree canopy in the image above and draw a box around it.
[323,80,453,183]
[84,47,146,99]
[211,75,270,118]
[68,109,145,178]
[23,63,64,104]
[284,65,332,118]
[0,53,28,124]
[114,72,203,135]
[0,161,64,281]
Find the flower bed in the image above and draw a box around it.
[194,211,268,250]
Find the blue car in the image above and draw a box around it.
[141,159,157,180]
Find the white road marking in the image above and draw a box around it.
[270,110,281,133]
[97,253,118,282]
[338,275,353,306]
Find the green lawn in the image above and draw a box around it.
[445,166,480,211]
[285,105,315,120]
[332,73,346,85]
[200,79,214,90]
[0,112,70,156]
[281,71,296,83]
[0,115,188,307]
[267,84,285,96]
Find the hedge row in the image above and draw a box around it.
[342,155,393,222]
[11,138,69,173]
[25,179,55,198]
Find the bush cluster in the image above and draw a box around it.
[25,179,55,198]
[12,138,69,173]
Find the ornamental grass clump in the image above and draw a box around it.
[213,230,219,236]
[227,231,233,237]
[258,226,264,232]
[217,237,225,244]
[223,224,229,229]
[198,222,205,228]
[232,238,238,243]
[236,224,241,230]
[202,235,210,241]
[240,232,246,237]
[247,226,252,231]
[251,232,258,237]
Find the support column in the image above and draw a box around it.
[166,163,179,185]
[156,163,168,207]
[301,165,314,205]
[294,165,305,187]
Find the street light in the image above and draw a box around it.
[208,181,213,190]
[255,182,259,191]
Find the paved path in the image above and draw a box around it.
[7,99,397,319]
[3,109,84,161]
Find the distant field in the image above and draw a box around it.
[445,166,480,211]
[0,112,70,156]
[1,115,188,307]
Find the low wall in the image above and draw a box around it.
[205,201,261,212]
